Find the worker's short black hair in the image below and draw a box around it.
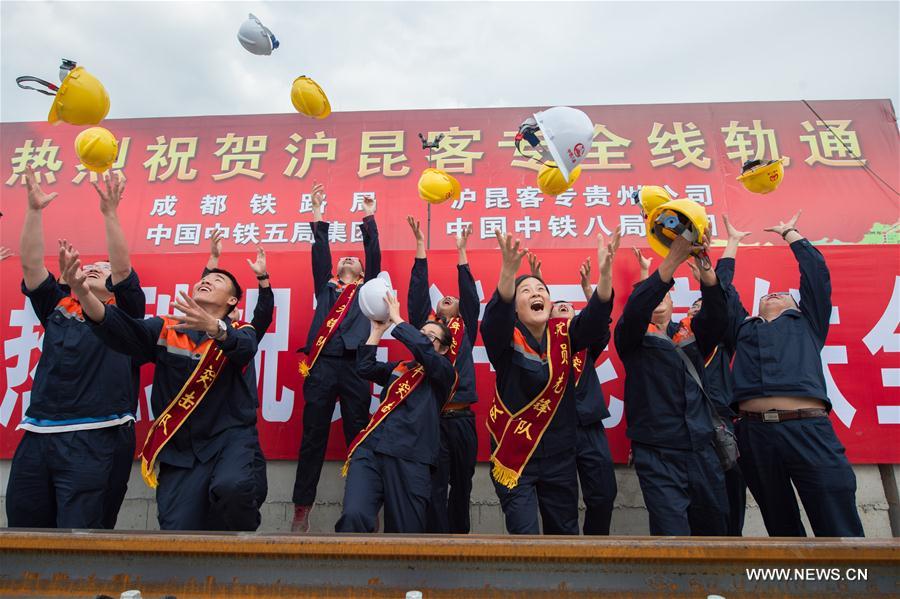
[207,268,243,301]
[514,274,545,291]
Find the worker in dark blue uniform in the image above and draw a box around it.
[336,292,456,533]
[292,183,381,532]
[480,229,618,535]
[530,254,617,535]
[698,216,751,536]
[203,233,275,530]
[726,212,863,537]
[6,169,144,530]
[60,246,266,532]
[614,234,729,536]
[405,216,479,534]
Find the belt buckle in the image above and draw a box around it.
[763,411,781,423]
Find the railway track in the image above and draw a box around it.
[0,530,897,597]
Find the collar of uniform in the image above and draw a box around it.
[744,307,802,323]
[513,320,547,355]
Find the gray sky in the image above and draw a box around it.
[1,1,897,122]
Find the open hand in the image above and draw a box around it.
[246,244,266,276]
[455,224,473,251]
[25,166,58,211]
[406,215,424,243]
[764,210,802,237]
[93,171,125,216]
[170,291,220,335]
[496,230,527,274]
[597,227,622,274]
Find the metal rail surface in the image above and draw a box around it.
[0,530,897,598]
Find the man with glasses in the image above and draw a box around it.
[6,169,144,529]
[726,211,863,537]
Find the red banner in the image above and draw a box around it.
[1,100,898,463]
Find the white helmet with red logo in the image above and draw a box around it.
[516,106,594,181]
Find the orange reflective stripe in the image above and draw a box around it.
[512,329,543,359]
[157,316,211,356]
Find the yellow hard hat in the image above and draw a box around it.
[48,67,110,126]
[536,161,581,196]
[417,168,461,205]
[636,185,672,220]
[291,76,331,119]
[646,199,708,258]
[75,127,118,173]
[737,158,785,194]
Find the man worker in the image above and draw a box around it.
[727,212,863,537]
[6,169,144,529]
[615,235,730,536]
[292,182,381,532]
[59,242,266,531]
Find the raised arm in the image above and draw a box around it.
[686,263,727,362]
[594,228,620,303]
[494,230,528,303]
[360,195,381,283]
[406,216,431,328]
[632,248,652,282]
[93,172,132,284]
[579,257,593,301]
[20,167,59,290]
[569,232,618,352]
[358,308,398,386]
[614,236,693,357]
[310,182,333,292]
[204,228,224,274]
[456,226,479,343]
[765,211,831,343]
[246,245,273,340]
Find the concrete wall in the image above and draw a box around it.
[1,459,895,537]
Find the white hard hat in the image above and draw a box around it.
[517,106,594,181]
[237,14,280,56]
[358,278,391,322]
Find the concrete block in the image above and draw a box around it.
[262,461,297,503]
[122,462,155,500]
[610,507,650,536]
[113,499,150,531]
[855,465,890,507]
[308,503,344,533]
[0,459,9,494]
[314,462,351,504]
[474,504,507,535]
[258,501,289,533]
[612,467,645,509]
[471,463,498,501]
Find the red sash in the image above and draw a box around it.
[486,318,572,489]
[341,362,427,476]
[440,316,466,401]
[140,317,251,488]
[299,280,359,377]
[572,349,588,386]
